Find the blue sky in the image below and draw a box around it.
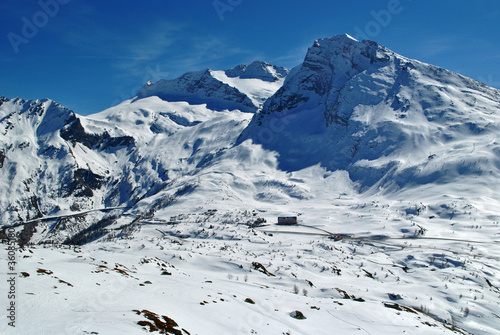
[0,0,499,115]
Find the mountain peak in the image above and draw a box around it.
[136,69,257,112]
[314,33,360,46]
[225,60,289,82]
[136,62,289,112]
[255,34,394,117]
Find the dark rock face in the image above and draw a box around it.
[259,91,309,115]
[60,118,97,148]
[0,149,5,168]
[290,310,306,319]
[0,96,8,107]
[225,64,246,78]
[65,168,105,197]
[60,118,135,151]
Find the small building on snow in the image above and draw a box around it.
[277,216,298,225]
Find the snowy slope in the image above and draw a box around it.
[211,70,285,109]
[0,95,255,242]
[1,36,500,334]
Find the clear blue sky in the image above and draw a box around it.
[1,0,499,115]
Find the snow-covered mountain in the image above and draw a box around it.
[1,37,500,334]
[0,61,287,229]
[137,61,288,112]
[241,34,500,190]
